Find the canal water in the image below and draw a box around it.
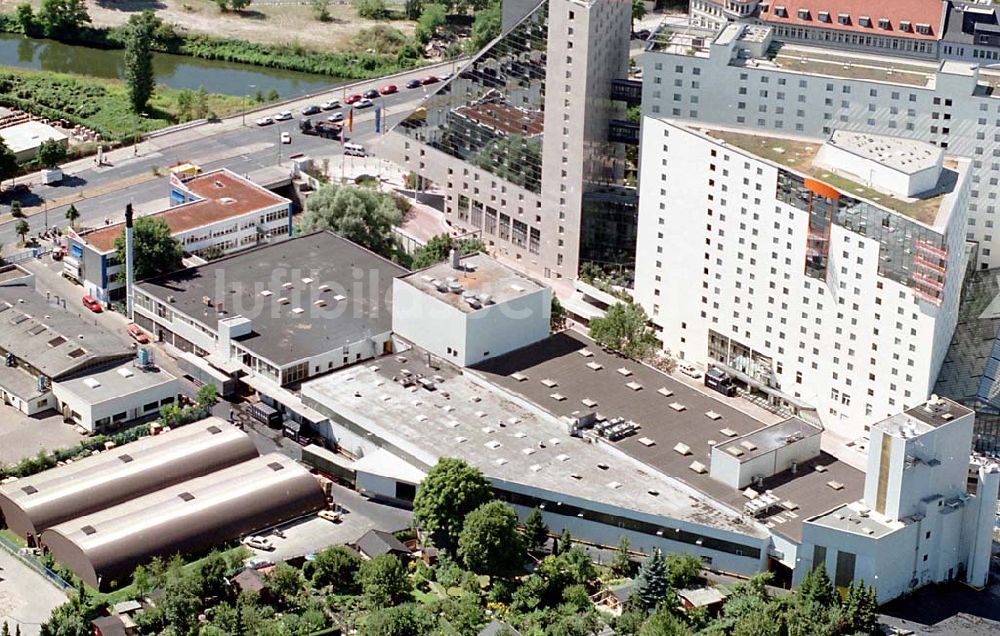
[0,33,342,97]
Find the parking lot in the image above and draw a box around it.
[0,407,82,465]
[0,550,68,636]
[243,482,412,562]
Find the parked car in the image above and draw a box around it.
[82,295,102,313]
[678,362,702,379]
[327,112,345,123]
[420,76,440,85]
[344,93,362,104]
[362,88,379,99]
[318,509,342,523]
[301,104,321,116]
[127,324,149,344]
[438,73,453,81]
[379,84,398,95]
[405,79,422,89]
[280,132,291,144]
[255,116,274,126]
[274,110,293,121]
[242,536,275,551]
[320,100,341,110]
[355,98,374,109]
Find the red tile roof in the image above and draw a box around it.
[760,0,945,41]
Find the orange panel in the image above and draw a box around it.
[804,178,841,200]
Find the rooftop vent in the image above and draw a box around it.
[268,462,285,471]
[84,378,101,389]
[177,492,195,502]
[118,454,133,463]
[81,525,97,536]
[21,485,37,495]
[117,368,134,378]
[207,425,222,434]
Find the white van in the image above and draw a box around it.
[344,143,366,157]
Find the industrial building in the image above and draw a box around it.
[392,252,551,367]
[41,453,325,588]
[382,0,635,282]
[133,230,406,389]
[0,121,69,162]
[633,119,969,439]
[64,169,293,305]
[0,419,257,540]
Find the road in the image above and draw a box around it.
[0,63,456,251]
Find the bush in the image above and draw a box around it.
[355,0,388,20]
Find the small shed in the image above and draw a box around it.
[354,529,410,560]
[478,619,522,636]
[92,615,128,636]
[677,586,727,612]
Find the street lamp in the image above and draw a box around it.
[243,84,256,127]
[133,112,147,156]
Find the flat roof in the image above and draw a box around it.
[0,284,133,379]
[0,364,45,400]
[136,231,406,367]
[53,360,176,404]
[807,501,901,539]
[302,347,769,539]
[700,126,959,225]
[474,332,863,542]
[826,131,941,175]
[0,418,258,538]
[715,418,820,464]
[0,121,68,154]
[78,169,290,253]
[874,397,973,438]
[400,253,545,313]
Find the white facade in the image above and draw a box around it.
[52,363,180,433]
[633,119,969,436]
[797,398,1000,601]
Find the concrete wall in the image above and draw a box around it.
[52,377,179,433]
[814,142,942,198]
[392,279,470,365]
[464,287,551,366]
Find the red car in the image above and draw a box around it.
[420,76,440,85]
[379,84,398,95]
[82,295,102,313]
[344,94,362,104]
[127,324,149,344]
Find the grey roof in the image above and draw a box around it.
[0,284,133,379]
[400,253,546,313]
[53,360,177,405]
[715,418,820,464]
[0,418,258,538]
[479,620,522,636]
[942,2,998,44]
[136,231,407,367]
[91,616,127,636]
[42,453,326,588]
[474,332,864,542]
[354,528,409,558]
[0,363,45,400]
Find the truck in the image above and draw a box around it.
[704,367,737,397]
[299,118,343,140]
[248,401,282,428]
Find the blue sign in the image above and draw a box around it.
[70,245,83,258]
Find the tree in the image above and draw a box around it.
[556,527,572,555]
[404,0,423,20]
[413,457,493,540]
[10,201,23,218]
[588,301,658,360]
[123,10,157,113]
[415,4,447,44]
[410,233,484,270]
[665,553,702,589]
[634,549,669,611]
[36,138,67,168]
[469,2,501,51]
[312,545,361,591]
[197,384,218,408]
[39,602,89,636]
[610,535,635,578]
[0,138,18,186]
[113,216,183,282]
[842,581,878,635]
[15,3,35,35]
[357,554,411,607]
[299,184,403,259]
[267,562,304,608]
[797,564,836,609]
[311,0,331,21]
[197,550,230,600]
[362,603,438,636]
[523,507,549,552]
[458,501,524,576]
[637,605,689,636]
[631,0,646,33]
[37,0,90,39]
[551,296,567,332]
[15,219,28,246]
[64,204,79,227]
[355,0,388,19]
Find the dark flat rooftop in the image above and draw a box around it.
[137,231,406,367]
[475,332,864,542]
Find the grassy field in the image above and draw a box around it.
[0,66,246,142]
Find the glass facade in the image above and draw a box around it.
[580,187,638,281]
[396,1,549,194]
[777,169,950,307]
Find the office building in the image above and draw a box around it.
[64,169,292,305]
[633,119,969,436]
[383,0,634,282]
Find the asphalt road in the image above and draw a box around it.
[0,64,453,250]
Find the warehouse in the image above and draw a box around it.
[0,418,257,540]
[41,453,325,588]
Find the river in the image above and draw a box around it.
[0,33,343,97]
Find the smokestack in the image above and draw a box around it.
[125,203,134,320]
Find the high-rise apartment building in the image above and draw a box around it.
[382,0,633,282]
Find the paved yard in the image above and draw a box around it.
[0,408,83,465]
[0,550,68,636]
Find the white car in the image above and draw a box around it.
[327,112,344,123]
[274,110,293,121]
[255,116,274,126]
[320,100,341,110]
[280,132,291,144]
[242,535,275,551]
[355,98,374,109]
[678,362,702,379]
